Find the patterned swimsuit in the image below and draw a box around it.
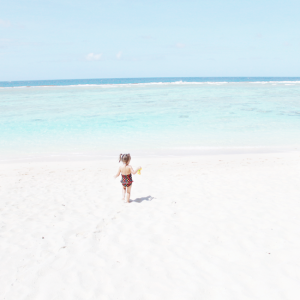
[121,174,133,187]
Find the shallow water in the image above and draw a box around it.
[1,79,300,161]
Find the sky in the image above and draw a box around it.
[1,0,300,81]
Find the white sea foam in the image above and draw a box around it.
[1,80,300,89]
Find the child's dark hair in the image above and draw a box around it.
[119,153,131,164]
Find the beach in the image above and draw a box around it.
[1,151,300,300]
[2,0,300,296]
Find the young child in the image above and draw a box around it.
[114,153,141,203]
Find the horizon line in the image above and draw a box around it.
[1,76,300,83]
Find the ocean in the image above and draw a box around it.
[1,77,300,161]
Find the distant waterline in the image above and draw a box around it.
[2,77,300,88]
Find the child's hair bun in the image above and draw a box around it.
[119,153,131,163]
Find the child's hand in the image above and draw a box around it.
[114,167,121,179]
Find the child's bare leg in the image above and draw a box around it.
[122,186,126,200]
[126,185,132,203]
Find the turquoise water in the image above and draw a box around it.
[1,79,300,160]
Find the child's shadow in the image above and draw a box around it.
[131,195,154,203]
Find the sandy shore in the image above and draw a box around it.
[1,152,300,300]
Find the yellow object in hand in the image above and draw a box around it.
[137,168,142,175]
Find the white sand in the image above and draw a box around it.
[1,152,300,300]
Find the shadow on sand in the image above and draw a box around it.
[131,195,154,203]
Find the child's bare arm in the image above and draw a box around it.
[114,167,121,178]
[130,165,141,175]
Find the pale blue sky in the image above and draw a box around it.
[1,0,299,81]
